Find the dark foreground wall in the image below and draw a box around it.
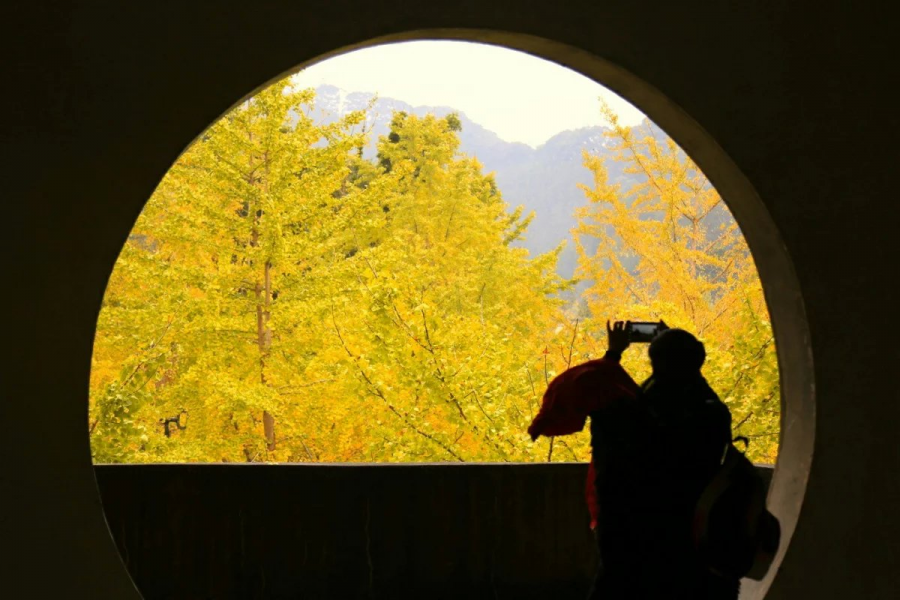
[95,464,773,600]
[6,2,900,599]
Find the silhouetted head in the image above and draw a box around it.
[648,328,705,381]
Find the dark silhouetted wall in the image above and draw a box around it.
[3,2,899,599]
[95,464,772,599]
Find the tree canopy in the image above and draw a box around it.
[90,82,779,464]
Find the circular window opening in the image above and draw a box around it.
[89,41,780,465]
[88,36,818,600]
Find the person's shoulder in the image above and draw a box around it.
[696,376,722,400]
[700,391,732,424]
[692,376,729,410]
[702,397,730,416]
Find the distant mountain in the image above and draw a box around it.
[310,85,534,167]
[490,126,637,278]
[310,85,731,280]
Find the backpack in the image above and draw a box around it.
[691,435,781,581]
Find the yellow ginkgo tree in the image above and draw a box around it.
[572,105,779,462]
[90,83,779,465]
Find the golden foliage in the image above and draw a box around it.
[90,84,779,465]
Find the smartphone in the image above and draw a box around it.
[627,321,662,343]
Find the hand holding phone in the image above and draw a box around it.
[606,320,631,353]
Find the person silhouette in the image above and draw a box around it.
[529,321,740,599]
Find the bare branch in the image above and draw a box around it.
[734,411,754,432]
[567,319,580,368]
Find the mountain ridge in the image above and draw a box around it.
[310,84,640,278]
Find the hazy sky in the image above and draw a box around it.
[291,41,645,148]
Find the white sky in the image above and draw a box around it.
[291,41,646,148]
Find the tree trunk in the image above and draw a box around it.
[258,260,275,452]
[262,412,276,452]
[248,137,276,456]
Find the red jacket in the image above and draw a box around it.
[528,358,640,529]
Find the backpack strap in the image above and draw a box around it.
[693,442,740,548]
